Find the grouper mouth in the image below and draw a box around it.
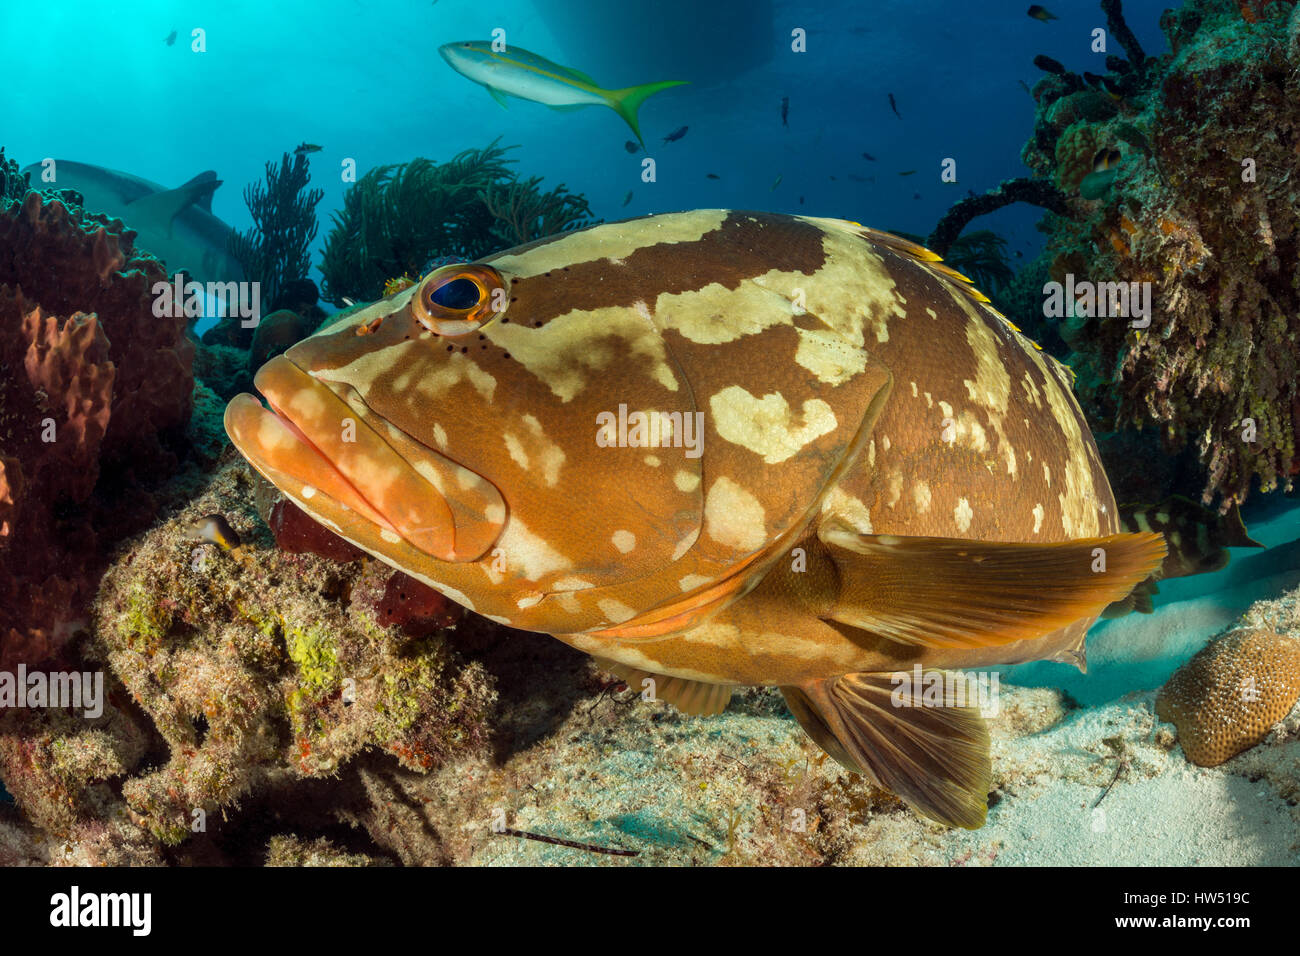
[224,355,506,562]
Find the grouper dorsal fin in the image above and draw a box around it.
[124,176,222,238]
[817,522,1167,650]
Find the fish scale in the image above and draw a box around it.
[225,209,1165,829]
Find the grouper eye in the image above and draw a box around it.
[432,278,480,310]
[412,263,507,336]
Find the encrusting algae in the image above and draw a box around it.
[90,460,494,846]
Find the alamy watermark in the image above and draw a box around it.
[152,275,261,328]
[890,665,1000,717]
[1043,274,1152,329]
[596,403,705,459]
[49,886,150,936]
[0,665,104,718]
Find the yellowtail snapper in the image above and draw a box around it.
[439,41,687,148]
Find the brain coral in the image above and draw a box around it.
[1018,0,1300,507]
[1156,627,1300,766]
[0,189,194,667]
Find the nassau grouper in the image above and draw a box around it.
[225,210,1164,828]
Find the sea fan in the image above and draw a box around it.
[319,141,595,306]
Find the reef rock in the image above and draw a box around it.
[1018,0,1300,507]
[89,460,494,845]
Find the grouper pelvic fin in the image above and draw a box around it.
[818,522,1167,650]
[782,673,992,829]
[594,658,734,716]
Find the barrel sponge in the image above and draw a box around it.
[0,190,194,668]
[1156,628,1300,766]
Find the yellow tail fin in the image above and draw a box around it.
[605,80,688,148]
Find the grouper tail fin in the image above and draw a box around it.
[604,80,688,149]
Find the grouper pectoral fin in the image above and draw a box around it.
[781,673,991,829]
[124,177,222,239]
[817,521,1167,650]
[593,657,734,716]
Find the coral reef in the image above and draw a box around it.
[926,178,1069,259]
[191,342,253,402]
[264,834,388,866]
[0,189,194,669]
[1016,0,1300,507]
[0,147,28,202]
[318,141,595,306]
[1156,627,1300,766]
[0,452,499,864]
[248,309,313,371]
[87,461,494,845]
[228,151,324,315]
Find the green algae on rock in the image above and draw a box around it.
[90,460,495,845]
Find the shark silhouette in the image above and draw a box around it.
[20,159,246,285]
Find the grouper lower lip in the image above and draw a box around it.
[223,355,505,562]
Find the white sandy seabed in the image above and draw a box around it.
[955,495,1300,866]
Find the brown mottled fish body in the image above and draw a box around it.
[225,210,1164,829]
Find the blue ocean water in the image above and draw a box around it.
[8,0,1300,874]
[3,0,1171,276]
